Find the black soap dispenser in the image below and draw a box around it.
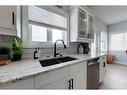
[34,48,38,59]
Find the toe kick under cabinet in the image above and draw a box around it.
[35,61,87,89]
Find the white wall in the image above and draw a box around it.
[109,20,127,65]
[109,20,127,32]
[95,18,107,32]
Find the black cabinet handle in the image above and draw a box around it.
[103,62,105,67]
[71,79,73,89]
[68,79,74,90]
[12,12,15,25]
[68,80,71,89]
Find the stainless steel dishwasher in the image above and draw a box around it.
[87,57,100,89]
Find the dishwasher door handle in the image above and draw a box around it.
[88,62,99,65]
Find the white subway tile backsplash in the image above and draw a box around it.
[1,34,78,59]
[22,43,78,59]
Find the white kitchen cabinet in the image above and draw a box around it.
[69,62,85,74]
[70,6,95,43]
[0,77,34,89]
[43,66,86,90]
[34,66,70,89]
[40,61,86,89]
[0,6,16,30]
[88,13,95,40]
[99,55,107,83]
[70,70,86,89]
[69,62,87,89]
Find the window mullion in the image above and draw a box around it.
[123,33,126,50]
[47,28,52,43]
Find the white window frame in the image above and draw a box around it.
[28,21,67,45]
[91,28,108,55]
[21,6,69,48]
[100,30,107,53]
[109,31,127,51]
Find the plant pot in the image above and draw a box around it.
[12,54,22,61]
[0,54,10,61]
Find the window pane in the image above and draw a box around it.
[91,33,96,52]
[52,29,63,42]
[101,41,107,52]
[101,31,107,52]
[31,24,47,42]
[30,23,67,44]
[101,32,107,41]
[111,33,123,50]
[123,33,127,49]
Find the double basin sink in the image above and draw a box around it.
[39,56,77,67]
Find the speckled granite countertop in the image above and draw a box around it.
[0,53,106,85]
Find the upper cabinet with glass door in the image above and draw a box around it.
[70,6,95,43]
[78,9,87,38]
[88,13,95,40]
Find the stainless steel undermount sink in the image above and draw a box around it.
[39,56,77,67]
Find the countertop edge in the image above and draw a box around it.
[0,53,107,86]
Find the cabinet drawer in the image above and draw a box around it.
[0,77,34,89]
[70,62,85,74]
[34,66,69,89]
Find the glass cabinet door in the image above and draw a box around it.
[78,9,87,38]
[88,14,94,39]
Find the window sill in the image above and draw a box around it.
[24,42,69,48]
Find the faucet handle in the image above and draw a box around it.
[58,53,63,57]
[56,53,63,57]
[55,53,60,57]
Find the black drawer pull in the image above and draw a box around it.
[12,12,14,25]
[103,62,105,67]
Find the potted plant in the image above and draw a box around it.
[0,46,11,61]
[12,38,24,61]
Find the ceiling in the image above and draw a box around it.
[88,6,127,25]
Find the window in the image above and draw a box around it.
[29,23,67,43]
[91,33,97,53]
[31,24,47,42]
[100,31,107,52]
[27,6,67,46]
[52,29,63,42]
[91,29,107,54]
[110,32,127,51]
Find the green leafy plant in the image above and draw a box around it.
[12,38,24,55]
[0,46,10,54]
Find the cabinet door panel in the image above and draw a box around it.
[0,77,34,89]
[88,14,94,39]
[0,6,16,29]
[99,56,107,83]
[70,62,85,74]
[35,66,69,89]
[70,70,86,89]
[42,77,69,89]
[78,8,87,38]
